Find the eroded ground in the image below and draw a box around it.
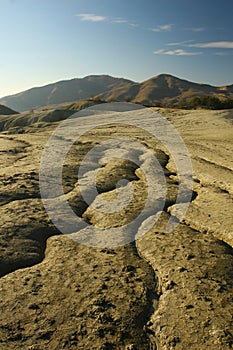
[0,106,232,349]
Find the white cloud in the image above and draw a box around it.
[215,52,228,56]
[188,27,205,32]
[76,14,138,28]
[77,13,107,22]
[111,17,138,27]
[129,23,139,28]
[167,40,195,46]
[153,49,202,56]
[215,51,233,56]
[112,18,129,24]
[165,41,233,56]
[188,41,233,49]
[151,24,173,32]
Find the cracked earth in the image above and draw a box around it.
[0,106,232,349]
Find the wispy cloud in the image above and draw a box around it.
[151,24,173,32]
[187,27,206,32]
[111,17,138,27]
[167,40,195,46]
[77,13,107,22]
[215,52,228,56]
[153,49,202,56]
[188,41,233,49]
[128,22,139,28]
[76,13,138,28]
[112,18,129,24]
[168,40,233,49]
[163,41,233,57]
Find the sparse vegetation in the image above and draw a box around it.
[187,96,233,110]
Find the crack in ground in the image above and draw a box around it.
[0,142,199,348]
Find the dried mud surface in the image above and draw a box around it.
[0,107,232,349]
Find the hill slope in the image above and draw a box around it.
[0,99,105,133]
[0,104,18,115]
[95,74,233,106]
[0,75,134,112]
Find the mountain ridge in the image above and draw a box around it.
[0,75,133,112]
[1,74,233,112]
[95,74,233,106]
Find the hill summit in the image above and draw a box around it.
[95,74,233,106]
[0,75,133,112]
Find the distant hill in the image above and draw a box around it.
[0,75,133,112]
[1,74,233,111]
[0,99,106,133]
[95,74,233,107]
[0,104,18,115]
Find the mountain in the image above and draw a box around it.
[0,75,133,112]
[1,74,233,111]
[95,74,233,106]
[0,104,18,115]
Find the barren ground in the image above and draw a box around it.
[0,106,232,349]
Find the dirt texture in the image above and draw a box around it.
[0,106,232,349]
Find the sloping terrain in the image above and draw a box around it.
[96,74,233,106]
[0,106,232,349]
[0,100,105,134]
[0,76,133,112]
[0,104,18,116]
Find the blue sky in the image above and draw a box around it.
[1,0,233,97]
